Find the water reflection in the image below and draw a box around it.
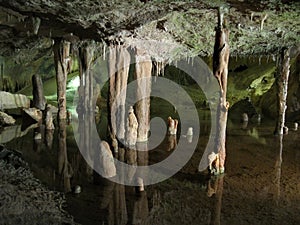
[3,109,300,225]
[57,120,72,192]
[207,175,224,225]
[274,134,283,205]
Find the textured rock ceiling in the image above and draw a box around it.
[0,0,299,60]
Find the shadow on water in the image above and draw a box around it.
[1,110,300,225]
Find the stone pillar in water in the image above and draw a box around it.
[53,39,71,120]
[211,8,230,174]
[108,45,130,151]
[274,48,290,135]
[32,74,46,110]
[134,47,152,142]
[79,41,95,113]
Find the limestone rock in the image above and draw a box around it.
[23,108,42,122]
[32,74,46,110]
[45,105,55,130]
[0,111,16,126]
[99,141,116,178]
[0,91,30,110]
[126,106,138,146]
[0,123,38,144]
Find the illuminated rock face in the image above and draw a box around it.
[0,91,30,110]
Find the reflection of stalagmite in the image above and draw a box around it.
[134,47,152,142]
[242,113,248,122]
[125,148,137,182]
[112,184,128,225]
[168,116,178,135]
[167,134,177,151]
[126,106,138,147]
[45,129,54,149]
[207,175,224,225]
[99,141,116,178]
[136,142,148,192]
[274,135,283,205]
[132,191,149,225]
[45,105,55,130]
[57,120,72,192]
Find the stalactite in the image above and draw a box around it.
[79,41,94,113]
[53,39,71,120]
[134,47,152,142]
[274,48,290,135]
[108,45,130,152]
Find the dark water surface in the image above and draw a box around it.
[3,112,300,225]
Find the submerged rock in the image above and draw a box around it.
[0,111,16,126]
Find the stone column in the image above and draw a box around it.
[79,42,95,113]
[32,74,46,110]
[108,45,130,152]
[53,39,71,120]
[274,48,290,135]
[212,8,230,174]
[134,48,152,142]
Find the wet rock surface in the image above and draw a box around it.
[0,111,16,126]
[0,146,77,225]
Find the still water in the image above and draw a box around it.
[3,111,300,225]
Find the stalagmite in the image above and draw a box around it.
[99,141,116,178]
[274,48,290,135]
[53,39,71,120]
[211,7,230,175]
[126,106,138,147]
[108,45,130,151]
[45,105,55,130]
[134,48,152,142]
[167,116,178,135]
[32,74,46,111]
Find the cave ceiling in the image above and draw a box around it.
[0,0,299,62]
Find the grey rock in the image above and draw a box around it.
[0,91,30,110]
[0,111,16,126]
